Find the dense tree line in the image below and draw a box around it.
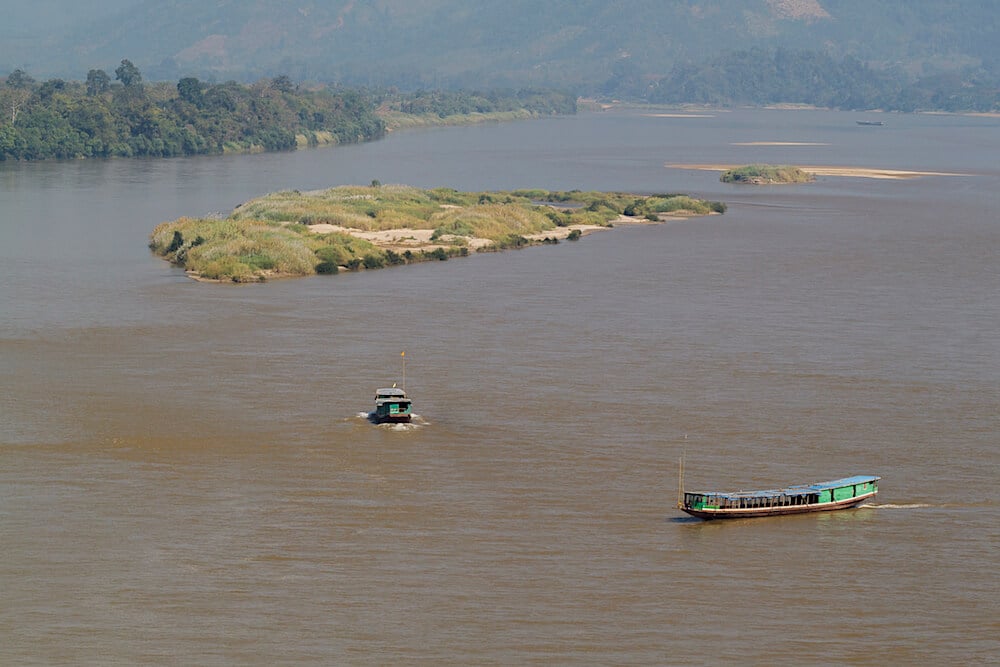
[0,61,386,160]
[377,88,577,117]
[0,61,580,161]
[602,48,1000,113]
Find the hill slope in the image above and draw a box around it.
[4,0,998,91]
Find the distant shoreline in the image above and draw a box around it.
[592,100,1000,120]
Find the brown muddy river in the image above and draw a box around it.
[1,108,998,665]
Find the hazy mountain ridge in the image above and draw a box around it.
[4,0,997,91]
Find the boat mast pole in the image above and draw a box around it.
[677,435,687,509]
[401,351,405,392]
[677,454,685,508]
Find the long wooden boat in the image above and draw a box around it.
[678,473,880,520]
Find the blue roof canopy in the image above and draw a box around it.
[696,475,880,499]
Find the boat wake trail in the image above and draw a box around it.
[865,503,933,509]
[350,411,427,429]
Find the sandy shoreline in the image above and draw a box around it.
[298,210,709,254]
[301,221,614,253]
[186,215,688,282]
[666,163,963,179]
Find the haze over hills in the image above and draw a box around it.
[3,1,998,104]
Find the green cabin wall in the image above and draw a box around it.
[685,480,876,511]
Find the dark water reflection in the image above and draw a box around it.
[1,108,998,665]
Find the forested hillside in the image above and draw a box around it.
[5,1,997,87]
[2,1,998,112]
[640,48,999,113]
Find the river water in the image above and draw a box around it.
[1,108,998,665]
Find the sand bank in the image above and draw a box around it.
[299,211,702,253]
[302,222,610,253]
[731,141,830,146]
[666,163,962,179]
[642,113,715,118]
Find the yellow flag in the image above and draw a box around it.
[401,351,405,357]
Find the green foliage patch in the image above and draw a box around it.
[720,164,815,184]
[1,66,386,161]
[0,67,580,161]
[151,185,723,282]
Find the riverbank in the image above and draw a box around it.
[378,109,540,131]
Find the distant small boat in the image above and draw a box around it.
[372,386,412,424]
[371,351,412,424]
[856,120,885,126]
[677,466,880,520]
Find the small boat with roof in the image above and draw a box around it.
[677,461,879,520]
[371,352,413,424]
[372,386,412,424]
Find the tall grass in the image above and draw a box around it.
[151,185,725,281]
[151,217,316,282]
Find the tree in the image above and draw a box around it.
[38,79,67,101]
[86,69,111,96]
[3,70,35,123]
[115,59,142,88]
[271,75,295,93]
[5,68,34,88]
[177,77,204,106]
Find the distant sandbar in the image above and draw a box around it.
[666,163,962,180]
[731,141,830,146]
[642,113,715,118]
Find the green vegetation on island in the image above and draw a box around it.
[720,164,815,185]
[150,184,726,282]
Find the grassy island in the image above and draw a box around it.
[720,164,815,184]
[150,185,726,282]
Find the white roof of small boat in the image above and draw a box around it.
[375,387,407,397]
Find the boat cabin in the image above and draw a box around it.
[373,387,412,422]
[681,475,879,517]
